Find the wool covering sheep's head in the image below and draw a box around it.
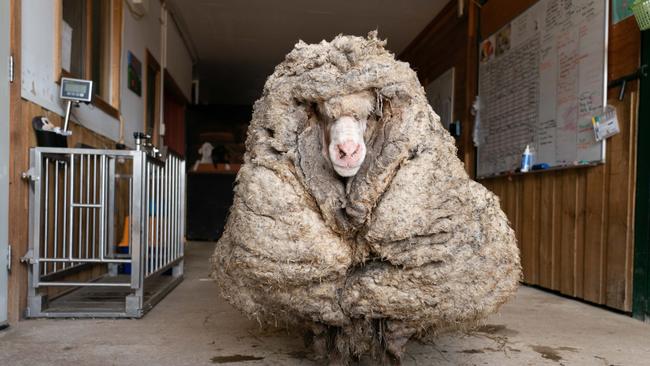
[212,32,521,363]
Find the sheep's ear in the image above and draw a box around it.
[319,120,329,159]
[374,90,384,119]
[308,105,329,159]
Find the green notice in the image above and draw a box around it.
[613,0,635,24]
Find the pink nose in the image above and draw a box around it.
[335,141,362,166]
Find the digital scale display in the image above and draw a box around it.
[60,77,93,102]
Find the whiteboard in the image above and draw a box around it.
[425,68,454,130]
[476,0,607,178]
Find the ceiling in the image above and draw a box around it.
[167,0,449,105]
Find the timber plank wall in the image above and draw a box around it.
[402,0,639,312]
[8,0,121,323]
[8,99,115,323]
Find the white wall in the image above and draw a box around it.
[120,0,163,147]
[21,0,120,141]
[166,18,193,101]
[21,0,193,147]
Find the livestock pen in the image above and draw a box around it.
[22,146,185,318]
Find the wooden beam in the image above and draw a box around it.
[53,0,62,81]
[164,69,189,105]
[110,0,122,108]
[84,0,92,80]
[8,0,24,325]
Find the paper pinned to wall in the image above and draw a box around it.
[61,21,72,72]
[425,68,454,130]
[476,0,607,178]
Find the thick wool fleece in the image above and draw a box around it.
[211,32,521,360]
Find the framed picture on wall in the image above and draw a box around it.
[127,51,142,96]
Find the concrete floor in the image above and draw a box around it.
[1,241,649,366]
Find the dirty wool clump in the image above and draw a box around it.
[211,32,521,362]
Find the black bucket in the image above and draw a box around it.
[32,116,68,148]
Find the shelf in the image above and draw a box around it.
[189,163,241,175]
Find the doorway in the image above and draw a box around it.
[634,30,650,321]
[144,50,161,147]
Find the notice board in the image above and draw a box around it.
[476,0,607,178]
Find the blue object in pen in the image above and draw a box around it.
[521,145,533,172]
[532,163,549,170]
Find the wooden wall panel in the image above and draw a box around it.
[7,0,24,326]
[583,165,606,303]
[403,0,640,312]
[521,175,538,283]
[7,98,115,323]
[538,173,554,288]
[481,93,637,310]
[479,11,639,309]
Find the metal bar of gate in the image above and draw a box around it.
[107,157,116,259]
[79,154,84,260]
[144,160,150,276]
[93,155,98,259]
[30,149,43,288]
[155,163,159,270]
[85,155,90,260]
[172,157,177,260]
[43,158,49,276]
[130,151,144,290]
[164,160,168,265]
[38,282,131,287]
[38,258,130,263]
[68,154,75,263]
[99,154,106,261]
[52,161,59,275]
[58,162,67,273]
[180,158,186,258]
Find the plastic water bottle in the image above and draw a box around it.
[521,144,533,172]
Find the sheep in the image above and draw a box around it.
[211,32,521,365]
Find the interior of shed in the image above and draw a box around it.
[175,0,646,319]
[1,0,650,364]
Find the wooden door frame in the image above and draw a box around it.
[633,30,650,321]
[163,70,188,157]
[5,0,22,326]
[144,50,161,147]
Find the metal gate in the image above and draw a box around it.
[23,147,185,317]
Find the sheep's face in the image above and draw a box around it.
[327,116,367,177]
[318,91,375,177]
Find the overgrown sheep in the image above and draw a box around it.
[211,31,521,364]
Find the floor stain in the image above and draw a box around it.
[459,347,513,354]
[211,354,265,363]
[459,349,485,354]
[475,324,519,337]
[530,345,578,362]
